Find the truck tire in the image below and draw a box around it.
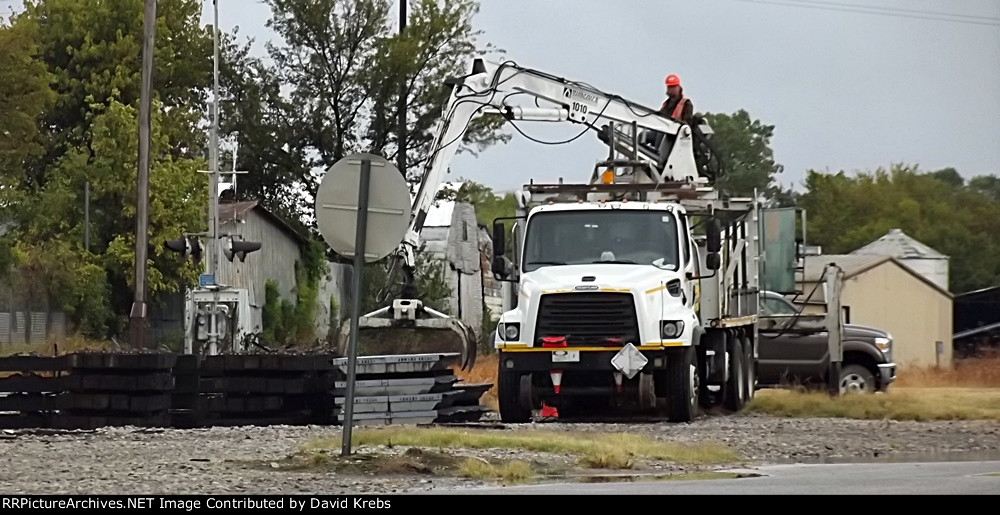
[723,331,746,412]
[696,346,715,409]
[666,346,699,422]
[741,333,756,403]
[497,360,532,423]
[839,364,876,395]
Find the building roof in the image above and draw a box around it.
[424,200,455,227]
[802,254,951,298]
[954,285,1000,299]
[851,228,948,260]
[218,199,309,245]
[802,254,892,282]
[421,181,467,228]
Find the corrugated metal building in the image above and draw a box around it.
[795,254,953,368]
[149,200,349,347]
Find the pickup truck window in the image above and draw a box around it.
[522,210,680,272]
[763,295,798,315]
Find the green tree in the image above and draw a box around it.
[968,174,1000,201]
[2,0,215,337]
[437,180,517,227]
[798,163,1000,294]
[221,0,509,223]
[703,109,784,200]
[0,15,55,205]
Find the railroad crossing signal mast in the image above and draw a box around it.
[163,0,260,355]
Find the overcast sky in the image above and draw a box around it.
[197,0,999,194]
[15,1,998,195]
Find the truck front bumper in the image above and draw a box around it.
[497,347,673,373]
[878,362,897,389]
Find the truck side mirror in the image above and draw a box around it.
[706,252,721,271]
[492,220,505,260]
[492,220,509,279]
[706,218,722,253]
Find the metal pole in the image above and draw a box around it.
[397,0,407,178]
[825,264,844,396]
[84,181,90,252]
[130,0,156,350]
[342,158,372,457]
[208,0,221,355]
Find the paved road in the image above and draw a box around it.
[422,461,1000,495]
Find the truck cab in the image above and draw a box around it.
[497,200,701,339]
[486,178,755,424]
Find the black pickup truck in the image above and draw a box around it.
[756,291,897,394]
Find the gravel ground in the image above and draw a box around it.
[1,413,999,495]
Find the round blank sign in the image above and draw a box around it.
[315,153,412,263]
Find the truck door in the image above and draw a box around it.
[757,294,830,387]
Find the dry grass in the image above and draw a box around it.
[748,387,1000,421]
[0,335,116,358]
[307,426,738,470]
[457,352,499,411]
[458,458,534,485]
[894,351,1000,388]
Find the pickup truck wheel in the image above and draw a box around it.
[839,364,876,395]
[498,363,532,422]
[723,332,746,412]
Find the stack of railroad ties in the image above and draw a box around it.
[0,351,491,430]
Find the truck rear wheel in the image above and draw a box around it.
[666,346,699,422]
[742,333,756,403]
[497,363,532,423]
[723,331,746,412]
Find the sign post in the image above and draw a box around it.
[342,158,372,457]
[314,152,411,457]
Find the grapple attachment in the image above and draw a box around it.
[336,299,478,372]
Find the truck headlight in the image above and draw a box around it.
[661,321,685,339]
[501,323,520,341]
[874,336,891,353]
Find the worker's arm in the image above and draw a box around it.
[683,100,694,124]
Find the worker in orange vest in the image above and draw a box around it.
[660,74,694,124]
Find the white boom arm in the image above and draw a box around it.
[402,58,710,269]
[348,58,716,372]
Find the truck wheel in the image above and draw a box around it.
[839,364,876,395]
[666,346,699,422]
[741,333,756,403]
[723,331,746,412]
[497,361,532,423]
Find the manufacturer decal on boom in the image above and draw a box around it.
[562,86,600,105]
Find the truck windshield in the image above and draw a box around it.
[522,210,680,273]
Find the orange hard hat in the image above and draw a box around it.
[665,74,681,87]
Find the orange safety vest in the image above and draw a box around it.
[670,98,689,121]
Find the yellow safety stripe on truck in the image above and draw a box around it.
[500,343,685,352]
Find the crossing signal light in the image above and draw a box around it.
[163,236,203,263]
[222,237,261,262]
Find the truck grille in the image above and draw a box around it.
[535,293,640,347]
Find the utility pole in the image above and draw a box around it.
[397,0,407,179]
[207,0,221,355]
[130,0,156,350]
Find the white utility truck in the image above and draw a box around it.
[349,57,779,422]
